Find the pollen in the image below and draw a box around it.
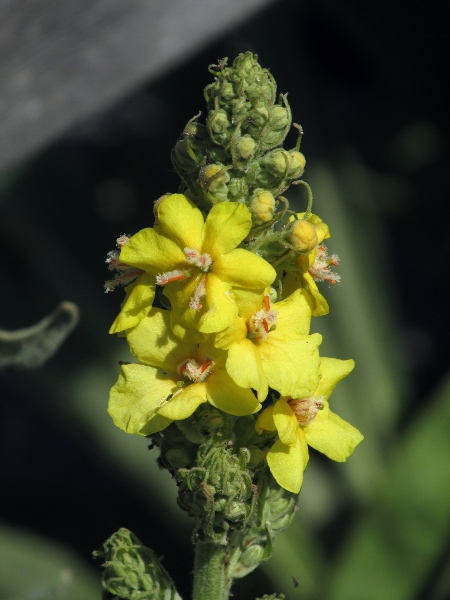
[288,395,325,426]
[177,357,215,382]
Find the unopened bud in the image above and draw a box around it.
[208,109,231,144]
[199,164,230,192]
[289,219,318,253]
[237,135,257,160]
[269,105,290,131]
[261,149,290,177]
[288,151,306,179]
[250,190,276,222]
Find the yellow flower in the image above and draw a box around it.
[108,308,261,435]
[281,213,339,317]
[255,358,363,493]
[117,194,276,340]
[215,289,322,402]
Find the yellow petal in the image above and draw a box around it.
[164,272,238,335]
[304,403,364,462]
[273,289,313,338]
[267,431,309,494]
[109,273,155,334]
[202,202,251,256]
[120,227,186,273]
[272,398,299,445]
[302,272,329,317]
[213,249,276,289]
[316,358,355,401]
[205,370,261,416]
[199,273,238,333]
[213,316,247,349]
[259,332,322,399]
[169,317,209,344]
[157,194,204,250]
[255,405,276,434]
[233,287,266,321]
[226,338,268,401]
[108,364,177,435]
[126,308,198,372]
[157,383,207,420]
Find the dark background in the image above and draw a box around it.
[1,1,449,598]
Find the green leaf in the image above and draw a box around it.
[326,373,450,600]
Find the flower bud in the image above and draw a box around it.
[237,135,257,160]
[172,139,195,172]
[289,219,318,253]
[199,164,230,192]
[288,150,306,179]
[250,190,276,222]
[207,109,231,144]
[261,149,290,177]
[269,105,290,131]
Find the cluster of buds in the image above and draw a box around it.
[172,52,305,223]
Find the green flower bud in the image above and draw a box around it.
[237,134,257,160]
[172,140,196,172]
[261,149,290,177]
[288,150,306,179]
[207,109,231,145]
[220,81,236,101]
[269,105,290,131]
[94,529,180,600]
[239,543,265,569]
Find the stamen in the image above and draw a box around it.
[184,248,213,271]
[309,245,341,285]
[189,274,207,310]
[247,295,278,341]
[177,356,215,382]
[288,396,325,426]
[156,269,191,285]
[104,235,142,292]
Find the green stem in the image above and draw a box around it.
[192,542,231,600]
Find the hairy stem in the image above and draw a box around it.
[192,542,231,600]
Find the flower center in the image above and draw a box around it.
[184,248,213,271]
[288,396,325,426]
[177,357,215,383]
[309,245,341,285]
[247,294,278,342]
[155,248,213,311]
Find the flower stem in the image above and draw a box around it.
[192,541,231,600]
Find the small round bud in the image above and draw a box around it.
[199,164,230,192]
[237,135,257,160]
[289,219,318,253]
[269,105,290,131]
[220,81,236,101]
[207,109,231,144]
[250,190,276,222]
[288,151,306,179]
[261,149,290,177]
